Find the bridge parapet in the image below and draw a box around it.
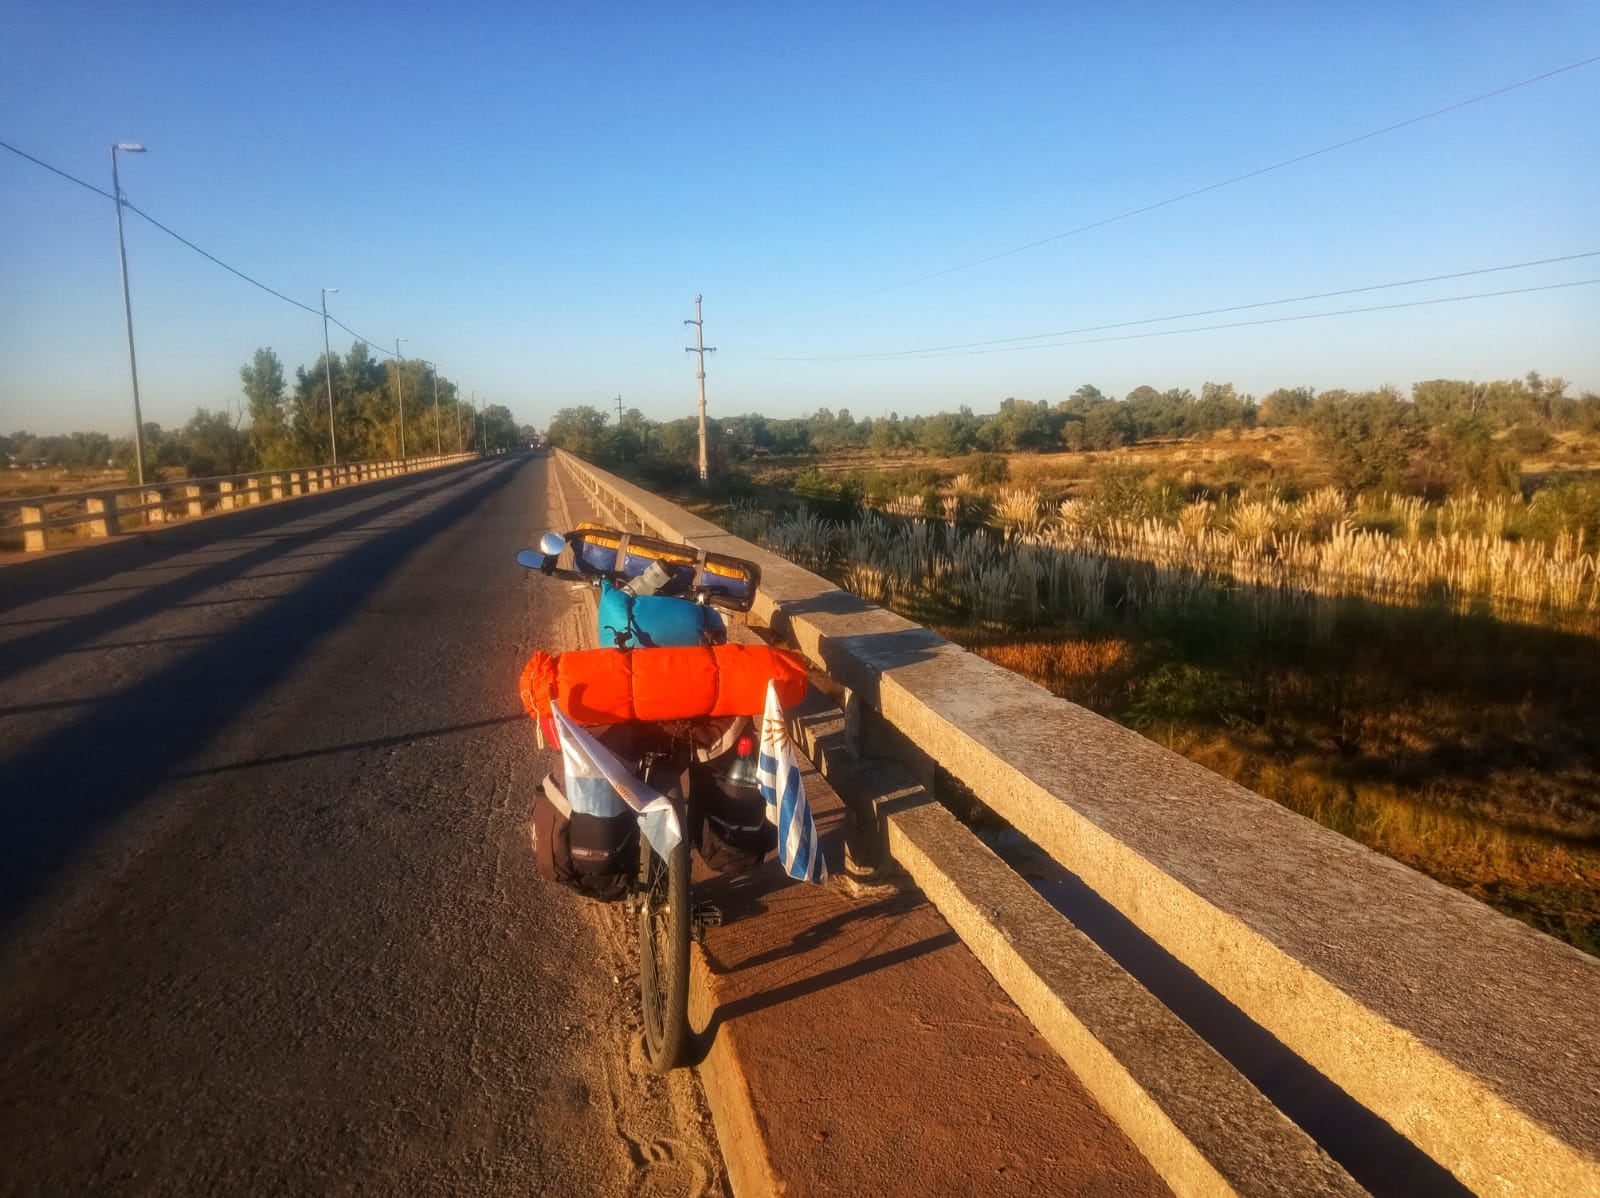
[554,449,1600,1197]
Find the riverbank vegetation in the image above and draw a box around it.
[548,372,1600,954]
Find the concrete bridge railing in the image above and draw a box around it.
[552,449,1600,1198]
[2,451,483,553]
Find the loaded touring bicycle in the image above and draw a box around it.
[516,526,821,1070]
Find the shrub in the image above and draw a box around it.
[1523,478,1600,549]
[1506,425,1556,456]
[970,453,1010,486]
[1125,664,1252,732]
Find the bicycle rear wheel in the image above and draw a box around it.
[638,800,690,1072]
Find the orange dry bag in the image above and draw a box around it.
[520,643,809,726]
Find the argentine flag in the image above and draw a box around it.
[757,682,828,884]
[552,706,682,856]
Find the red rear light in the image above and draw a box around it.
[736,735,755,757]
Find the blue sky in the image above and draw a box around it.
[2,1,1596,436]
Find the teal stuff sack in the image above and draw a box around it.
[598,580,726,649]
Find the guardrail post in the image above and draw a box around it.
[144,491,166,524]
[185,485,203,518]
[290,471,304,495]
[244,478,261,505]
[86,496,120,537]
[218,481,236,511]
[270,474,284,500]
[20,504,46,552]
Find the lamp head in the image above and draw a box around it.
[114,143,146,153]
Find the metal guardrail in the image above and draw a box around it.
[552,449,1600,1197]
[1,452,480,552]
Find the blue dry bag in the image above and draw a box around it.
[597,580,726,649]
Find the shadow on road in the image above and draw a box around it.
[0,460,520,939]
[166,713,526,780]
[0,465,490,686]
[691,930,959,1066]
[0,464,492,618]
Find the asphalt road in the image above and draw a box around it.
[0,455,724,1195]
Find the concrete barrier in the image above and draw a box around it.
[553,449,1600,1197]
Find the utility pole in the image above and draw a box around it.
[423,360,442,454]
[454,385,464,452]
[615,393,626,460]
[321,288,339,466]
[684,296,716,485]
[111,143,148,486]
[394,337,408,460]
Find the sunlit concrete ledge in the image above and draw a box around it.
[554,448,1600,1197]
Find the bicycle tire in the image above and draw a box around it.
[638,800,691,1072]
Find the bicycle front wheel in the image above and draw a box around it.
[638,803,691,1072]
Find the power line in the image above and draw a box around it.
[327,316,401,358]
[121,201,322,316]
[1,136,393,341]
[738,251,1600,362]
[0,138,114,199]
[898,279,1600,359]
[842,54,1600,302]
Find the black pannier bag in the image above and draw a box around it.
[530,774,635,902]
[690,760,776,874]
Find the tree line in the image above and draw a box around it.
[4,342,529,480]
[545,371,1596,495]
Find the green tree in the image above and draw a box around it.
[918,407,981,456]
[1259,386,1315,427]
[241,347,290,468]
[181,408,246,477]
[1427,418,1521,496]
[1308,388,1423,492]
[1082,401,1135,450]
[480,403,519,451]
[1193,382,1251,435]
[987,398,1061,451]
[545,406,612,458]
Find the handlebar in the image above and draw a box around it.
[516,529,760,613]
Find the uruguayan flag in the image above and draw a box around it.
[757,682,828,884]
[552,706,681,856]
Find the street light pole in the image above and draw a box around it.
[422,360,441,454]
[454,386,464,452]
[394,337,408,460]
[111,142,148,486]
[321,288,339,466]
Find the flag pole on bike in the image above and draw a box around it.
[758,682,828,885]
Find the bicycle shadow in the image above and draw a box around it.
[686,762,947,1065]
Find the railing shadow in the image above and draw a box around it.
[0,465,493,686]
[0,460,491,619]
[1020,858,1474,1197]
[0,460,520,937]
